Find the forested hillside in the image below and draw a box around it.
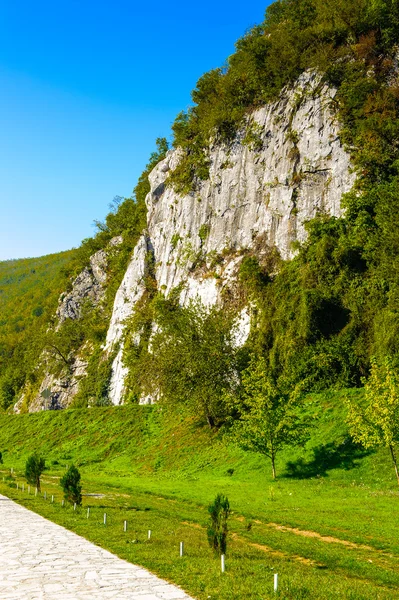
[0,252,76,409]
[4,0,399,423]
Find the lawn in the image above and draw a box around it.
[0,390,398,599]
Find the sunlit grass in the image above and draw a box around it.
[1,391,399,599]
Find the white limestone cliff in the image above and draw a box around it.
[105,71,356,405]
[18,72,356,410]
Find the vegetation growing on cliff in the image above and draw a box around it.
[4,0,399,419]
[169,0,399,191]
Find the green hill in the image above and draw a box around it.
[0,250,76,409]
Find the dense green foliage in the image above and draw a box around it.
[169,0,399,191]
[347,356,399,484]
[128,296,239,428]
[229,357,310,479]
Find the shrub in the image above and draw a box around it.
[25,454,45,492]
[60,464,82,506]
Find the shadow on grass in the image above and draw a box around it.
[283,437,372,479]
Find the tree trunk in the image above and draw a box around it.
[48,345,71,372]
[206,412,215,429]
[271,453,276,480]
[389,444,399,486]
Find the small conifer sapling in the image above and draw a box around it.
[207,493,230,555]
[60,464,82,505]
[25,454,45,492]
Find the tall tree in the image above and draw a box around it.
[138,297,239,429]
[230,357,309,479]
[347,356,399,485]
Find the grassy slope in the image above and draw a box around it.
[1,390,399,599]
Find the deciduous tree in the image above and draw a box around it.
[347,356,399,485]
[230,357,309,479]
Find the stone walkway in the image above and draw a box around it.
[0,495,193,600]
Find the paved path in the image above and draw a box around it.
[0,495,193,600]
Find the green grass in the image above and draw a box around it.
[1,390,399,599]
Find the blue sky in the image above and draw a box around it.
[0,1,269,260]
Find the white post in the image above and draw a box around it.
[104,513,107,526]
[74,503,76,511]
[87,507,90,518]
[35,487,38,497]
[180,542,184,557]
[124,520,127,532]
[221,554,225,573]
[16,482,19,490]
[62,499,65,507]
[51,495,54,503]
[274,573,278,593]
[148,529,151,540]
[10,468,13,475]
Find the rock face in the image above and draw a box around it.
[56,249,108,324]
[104,71,356,405]
[15,239,121,413]
[105,235,152,405]
[20,72,356,410]
[27,354,89,412]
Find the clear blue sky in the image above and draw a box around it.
[0,1,269,260]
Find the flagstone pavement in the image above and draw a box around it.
[0,494,194,600]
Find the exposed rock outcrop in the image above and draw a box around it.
[105,234,152,405]
[105,71,356,405]
[19,72,357,410]
[27,354,89,412]
[56,237,122,324]
[15,238,121,413]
